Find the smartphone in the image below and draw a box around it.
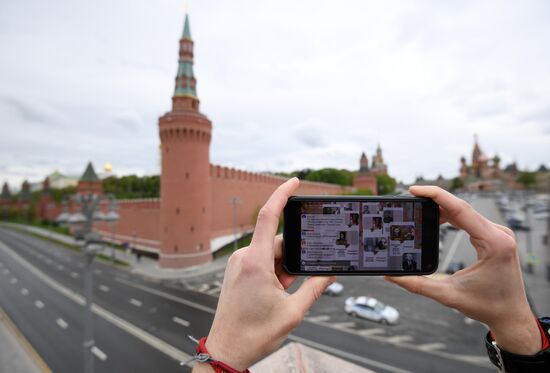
[283,196,439,275]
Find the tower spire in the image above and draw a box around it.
[182,14,191,40]
[173,13,199,111]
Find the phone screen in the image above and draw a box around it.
[284,196,439,275]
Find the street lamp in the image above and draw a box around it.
[229,197,241,252]
[56,192,118,373]
[103,200,120,262]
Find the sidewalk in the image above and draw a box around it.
[0,308,48,373]
[0,222,229,281]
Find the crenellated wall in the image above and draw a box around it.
[209,164,352,237]
[94,199,161,252]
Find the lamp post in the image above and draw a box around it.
[56,193,118,373]
[103,200,119,262]
[229,197,241,252]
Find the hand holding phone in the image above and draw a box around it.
[283,196,439,275]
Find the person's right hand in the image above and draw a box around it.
[386,186,542,356]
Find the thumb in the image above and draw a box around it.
[384,276,453,307]
[289,276,336,315]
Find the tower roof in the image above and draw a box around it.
[1,182,10,200]
[173,13,198,101]
[19,180,31,201]
[182,14,192,40]
[80,162,99,182]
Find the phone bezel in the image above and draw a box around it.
[283,195,439,276]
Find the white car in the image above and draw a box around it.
[344,296,399,325]
[323,281,344,296]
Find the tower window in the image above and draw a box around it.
[176,208,180,215]
[185,172,189,179]
[190,226,194,232]
[174,245,178,252]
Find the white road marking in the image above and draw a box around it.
[56,318,68,329]
[57,264,64,271]
[0,241,192,364]
[332,322,356,329]
[129,298,143,307]
[441,230,465,272]
[357,328,385,336]
[386,335,413,344]
[99,285,110,292]
[418,342,446,351]
[288,334,414,373]
[70,272,79,278]
[91,346,107,361]
[21,288,29,296]
[115,277,216,314]
[305,315,331,322]
[172,317,190,327]
[35,300,44,309]
[196,284,209,292]
[10,277,17,284]
[205,288,221,295]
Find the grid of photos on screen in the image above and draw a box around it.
[300,202,360,271]
[362,202,422,270]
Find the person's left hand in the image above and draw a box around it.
[198,178,335,371]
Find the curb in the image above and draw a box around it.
[0,307,52,373]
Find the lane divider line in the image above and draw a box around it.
[56,318,68,329]
[172,316,190,327]
[91,346,107,361]
[129,298,143,307]
[0,241,192,365]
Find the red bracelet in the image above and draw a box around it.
[193,336,250,373]
[536,318,550,350]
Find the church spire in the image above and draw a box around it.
[172,13,199,111]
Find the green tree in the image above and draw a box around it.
[305,168,354,186]
[102,175,160,199]
[376,174,396,195]
[342,188,374,196]
[451,177,464,190]
[517,172,536,188]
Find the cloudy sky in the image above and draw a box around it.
[1,0,549,189]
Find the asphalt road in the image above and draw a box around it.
[0,226,495,373]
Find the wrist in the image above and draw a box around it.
[192,363,216,372]
[204,336,250,372]
[489,312,541,355]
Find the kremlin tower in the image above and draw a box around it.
[158,14,213,268]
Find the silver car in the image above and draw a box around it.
[344,296,399,325]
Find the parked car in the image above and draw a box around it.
[344,296,399,325]
[323,281,344,296]
[446,261,465,274]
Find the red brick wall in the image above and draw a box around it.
[210,164,351,237]
[95,199,161,250]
